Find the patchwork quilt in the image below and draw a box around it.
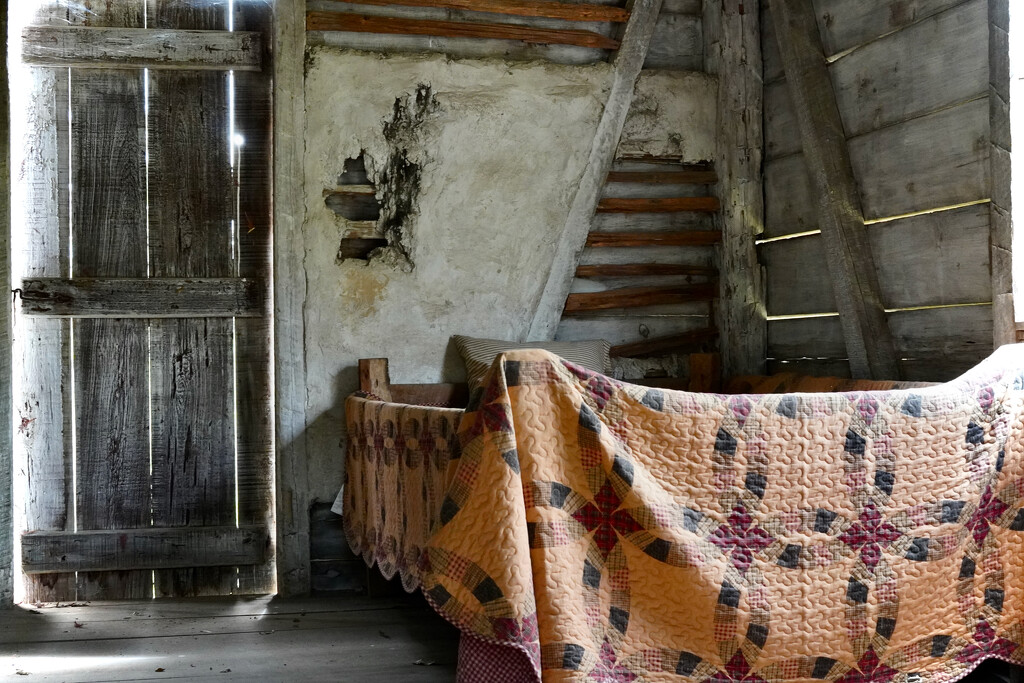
[413,347,1024,682]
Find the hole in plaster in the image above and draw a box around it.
[333,85,440,270]
[331,154,386,261]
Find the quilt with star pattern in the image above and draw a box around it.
[415,346,1024,682]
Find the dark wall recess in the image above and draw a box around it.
[328,85,440,268]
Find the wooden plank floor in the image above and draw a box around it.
[0,593,459,681]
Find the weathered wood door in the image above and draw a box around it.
[12,0,273,601]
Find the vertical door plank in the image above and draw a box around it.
[72,0,152,601]
[148,0,239,597]
[10,2,76,600]
[13,60,75,602]
[233,0,275,595]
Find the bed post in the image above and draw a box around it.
[358,358,393,401]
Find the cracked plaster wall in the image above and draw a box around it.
[302,48,613,498]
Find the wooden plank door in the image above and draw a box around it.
[13,0,273,601]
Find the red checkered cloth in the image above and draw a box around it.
[457,634,536,683]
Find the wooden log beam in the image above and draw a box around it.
[318,0,631,23]
[21,26,263,71]
[305,12,620,50]
[20,278,265,318]
[275,0,313,597]
[771,0,900,379]
[596,196,720,213]
[21,526,271,573]
[575,263,718,278]
[585,231,721,247]
[610,327,719,358]
[606,170,719,184]
[564,283,716,313]
[527,0,665,340]
[990,0,1014,345]
[705,0,766,376]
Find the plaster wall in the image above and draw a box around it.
[302,48,613,498]
[618,69,717,161]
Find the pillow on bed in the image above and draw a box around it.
[453,334,611,389]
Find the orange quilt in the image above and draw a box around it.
[416,347,1024,682]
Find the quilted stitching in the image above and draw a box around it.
[416,347,1024,682]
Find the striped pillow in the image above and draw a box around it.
[453,335,611,389]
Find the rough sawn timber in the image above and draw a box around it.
[527,0,666,341]
[564,283,717,313]
[275,0,313,597]
[317,0,631,22]
[305,12,620,49]
[70,0,151,600]
[772,0,900,380]
[705,0,766,376]
[22,526,271,573]
[20,277,265,317]
[21,26,263,71]
[586,230,721,247]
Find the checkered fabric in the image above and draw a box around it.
[415,346,1024,682]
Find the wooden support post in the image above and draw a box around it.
[358,359,393,401]
[990,0,1014,345]
[0,1,13,609]
[771,0,901,379]
[527,0,665,341]
[275,0,312,597]
[705,0,766,377]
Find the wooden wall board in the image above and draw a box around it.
[761,3,784,83]
[556,314,711,346]
[763,204,992,315]
[591,211,714,232]
[829,0,987,138]
[601,182,712,199]
[570,274,715,292]
[662,0,701,13]
[767,305,993,381]
[578,245,716,267]
[644,12,703,70]
[763,153,817,239]
[763,80,799,161]
[850,96,989,221]
[810,0,969,58]
[765,97,990,239]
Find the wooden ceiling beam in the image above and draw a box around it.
[306,12,620,49]
[318,0,631,23]
[771,0,900,380]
